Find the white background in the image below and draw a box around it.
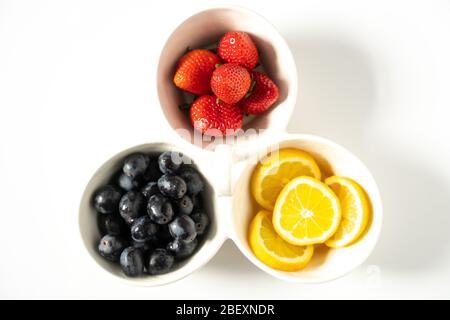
[1,0,450,299]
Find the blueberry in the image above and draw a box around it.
[147,249,174,275]
[119,191,145,225]
[143,157,162,182]
[147,194,174,225]
[168,215,197,243]
[98,235,127,262]
[118,173,142,191]
[158,151,183,174]
[132,239,153,251]
[167,238,198,260]
[120,247,144,277]
[123,153,150,178]
[98,214,127,236]
[93,185,122,214]
[192,193,203,209]
[175,195,194,215]
[179,166,204,195]
[158,175,187,199]
[141,181,159,198]
[191,212,210,236]
[131,216,159,242]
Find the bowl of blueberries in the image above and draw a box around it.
[79,143,225,286]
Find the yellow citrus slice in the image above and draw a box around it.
[249,210,314,271]
[251,149,321,210]
[273,176,341,246]
[324,176,370,248]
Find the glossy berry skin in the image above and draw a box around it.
[240,71,279,114]
[119,191,146,225]
[130,216,159,242]
[118,173,142,191]
[191,211,210,236]
[167,238,198,260]
[98,235,128,262]
[120,247,144,277]
[147,249,175,275]
[179,166,204,195]
[190,95,243,136]
[211,63,251,104]
[175,195,194,215]
[173,49,221,95]
[141,181,159,198]
[147,193,174,225]
[217,31,259,69]
[123,153,150,178]
[158,174,187,199]
[93,185,122,214]
[98,214,127,236]
[168,215,197,243]
[158,151,184,174]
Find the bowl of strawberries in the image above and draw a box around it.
[157,6,298,145]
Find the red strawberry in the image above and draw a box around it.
[210,63,251,104]
[190,95,243,136]
[217,31,259,69]
[173,49,221,95]
[240,72,279,114]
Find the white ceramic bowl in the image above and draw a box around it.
[231,134,383,283]
[78,142,227,286]
[157,6,298,146]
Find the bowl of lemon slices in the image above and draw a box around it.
[231,134,382,283]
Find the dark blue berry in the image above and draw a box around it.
[98,214,127,236]
[131,216,159,242]
[118,173,142,191]
[93,185,122,214]
[158,151,183,174]
[141,181,159,198]
[123,153,149,178]
[168,215,197,243]
[158,174,187,199]
[119,191,145,225]
[167,238,198,260]
[175,195,194,215]
[179,166,204,195]
[147,249,174,275]
[98,235,127,262]
[191,211,210,236]
[120,247,144,277]
[147,193,174,225]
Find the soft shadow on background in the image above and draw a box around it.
[283,32,450,274]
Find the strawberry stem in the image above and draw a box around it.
[244,80,256,99]
[215,63,222,68]
[216,97,221,104]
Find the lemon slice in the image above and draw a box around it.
[273,176,341,246]
[251,149,321,210]
[324,176,370,248]
[249,210,314,271]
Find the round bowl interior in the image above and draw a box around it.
[231,134,383,283]
[157,7,298,147]
[79,142,225,286]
